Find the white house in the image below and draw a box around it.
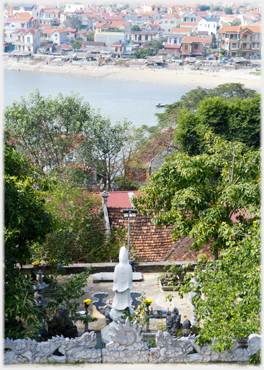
[198,18,218,35]
[42,29,68,44]
[165,28,192,45]
[161,14,180,32]
[12,4,39,19]
[39,8,59,25]
[4,13,38,42]
[13,28,40,53]
[180,11,198,23]
[95,30,127,47]
[64,3,87,12]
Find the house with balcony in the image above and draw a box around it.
[39,8,60,25]
[180,11,198,24]
[143,3,163,13]
[129,30,159,46]
[4,12,38,42]
[13,28,40,53]
[160,14,181,32]
[181,36,211,58]
[219,26,261,59]
[12,3,39,19]
[165,27,192,46]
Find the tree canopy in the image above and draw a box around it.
[130,25,141,31]
[179,219,260,352]
[174,94,260,156]
[155,84,260,156]
[4,134,55,339]
[133,134,260,259]
[4,90,131,190]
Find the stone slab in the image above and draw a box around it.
[93,272,143,283]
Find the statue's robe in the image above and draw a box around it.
[112,247,133,310]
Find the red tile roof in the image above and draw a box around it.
[92,191,138,208]
[182,36,211,43]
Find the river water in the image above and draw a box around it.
[4,69,195,128]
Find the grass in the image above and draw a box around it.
[250,71,261,76]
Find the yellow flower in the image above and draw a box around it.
[83,299,91,306]
[144,299,152,305]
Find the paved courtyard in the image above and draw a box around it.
[57,272,193,334]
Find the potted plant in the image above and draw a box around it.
[158,264,187,291]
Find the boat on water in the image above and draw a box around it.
[156,103,167,107]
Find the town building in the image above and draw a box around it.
[13,28,40,53]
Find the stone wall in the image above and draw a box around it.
[4,319,261,364]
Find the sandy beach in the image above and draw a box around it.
[4,58,261,91]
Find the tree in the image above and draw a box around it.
[210,33,217,49]
[114,176,140,191]
[174,94,260,156]
[4,91,131,189]
[210,6,222,11]
[231,20,241,26]
[72,40,83,49]
[32,183,122,264]
[133,134,260,260]
[198,5,210,11]
[224,7,233,14]
[145,38,167,53]
[66,16,82,30]
[87,31,94,41]
[179,219,260,352]
[133,48,155,59]
[130,25,141,31]
[155,84,259,156]
[5,135,55,339]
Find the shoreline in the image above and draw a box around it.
[4,60,261,91]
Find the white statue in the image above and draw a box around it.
[112,246,133,310]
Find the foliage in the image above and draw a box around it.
[130,25,141,31]
[42,267,94,325]
[198,5,210,11]
[156,83,257,133]
[132,48,155,59]
[4,137,55,339]
[179,220,261,352]
[224,7,233,14]
[236,50,246,57]
[4,90,131,190]
[210,6,222,11]
[133,134,260,259]
[87,32,94,41]
[176,94,260,155]
[72,40,83,49]
[66,16,82,30]
[103,28,124,32]
[4,141,55,271]
[113,176,139,190]
[231,20,241,26]
[5,274,42,339]
[123,292,149,327]
[145,38,167,53]
[210,34,217,49]
[249,349,261,365]
[31,183,109,264]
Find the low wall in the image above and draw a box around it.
[21,261,196,275]
[4,319,261,364]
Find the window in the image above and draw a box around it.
[27,37,30,42]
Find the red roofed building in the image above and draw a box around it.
[13,28,40,53]
[219,26,262,59]
[42,28,67,44]
[93,190,213,262]
[181,36,212,58]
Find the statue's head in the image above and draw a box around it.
[119,246,129,264]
